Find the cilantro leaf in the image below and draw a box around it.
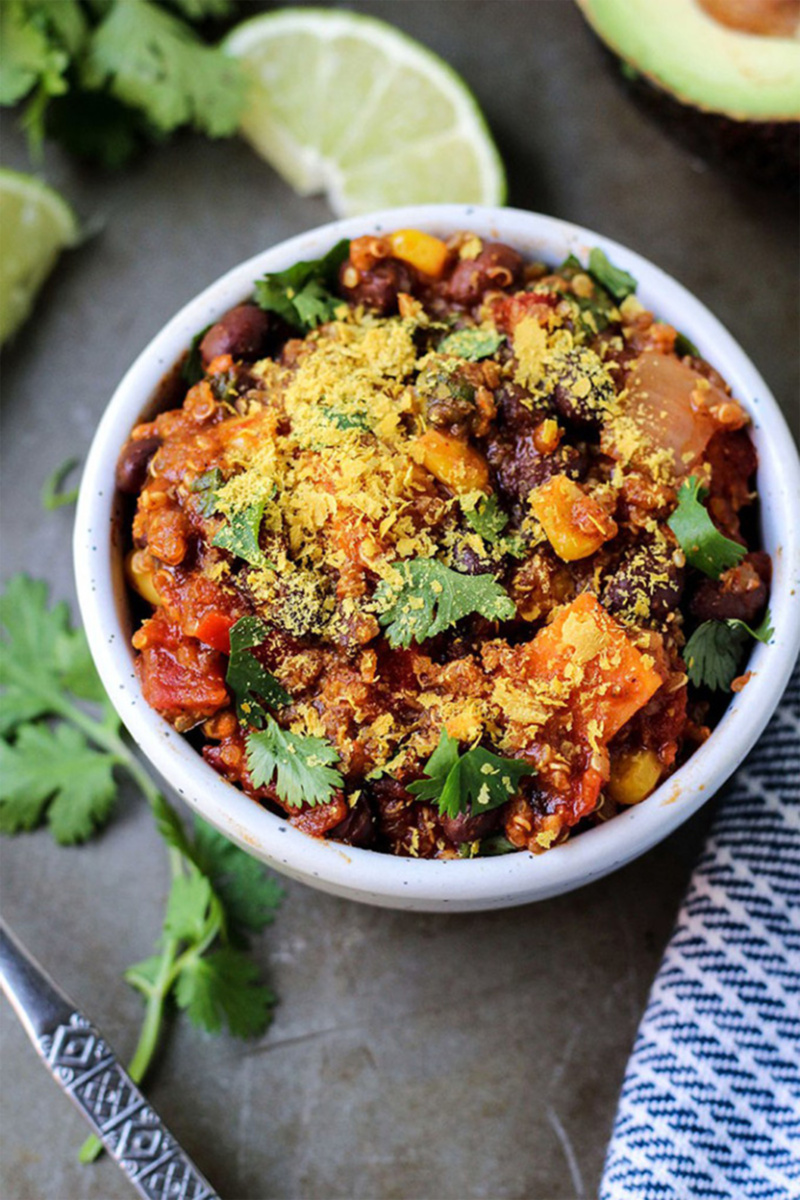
[124,955,163,997]
[684,609,773,692]
[44,86,152,169]
[0,574,107,736]
[189,467,223,516]
[479,834,518,856]
[193,817,284,938]
[460,493,526,559]
[683,621,749,692]
[730,610,774,644]
[226,616,291,727]
[375,558,515,648]
[169,0,234,18]
[0,722,117,843]
[668,476,746,578]
[254,240,350,333]
[408,730,535,819]
[151,790,197,862]
[0,0,73,109]
[246,717,344,808]
[212,490,276,569]
[588,248,637,301]
[438,328,504,361]
[163,871,220,944]
[675,331,700,358]
[84,0,245,138]
[182,323,212,384]
[174,945,276,1038]
[462,493,508,541]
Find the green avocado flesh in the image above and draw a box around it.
[577,0,800,121]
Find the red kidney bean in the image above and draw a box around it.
[338,259,413,315]
[328,795,375,848]
[115,435,161,494]
[439,807,502,845]
[603,547,685,622]
[200,304,272,366]
[486,432,586,505]
[447,243,524,306]
[689,551,771,624]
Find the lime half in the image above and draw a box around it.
[223,8,506,216]
[0,169,78,346]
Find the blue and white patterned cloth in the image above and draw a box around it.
[602,663,800,1200]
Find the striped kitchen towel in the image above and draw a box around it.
[601,662,800,1200]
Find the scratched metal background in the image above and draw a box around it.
[1,3,798,1198]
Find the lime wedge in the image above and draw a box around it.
[0,169,78,346]
[223,8,506,216]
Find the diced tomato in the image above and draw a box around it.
[194,611,235,654]
[135,613,228,726]
[290,794,349,837]
[491,290,560,334]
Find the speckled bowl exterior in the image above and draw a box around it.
[74,206,800,912]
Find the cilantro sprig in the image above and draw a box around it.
[246,716,345,808]
[1,0,245,166]
[408,730,535,819]
[0,575,283,1169]
[255,240,350,333]
[212,490,277,570]
[374,558,515,648]
[668,476,746,578]
[227,617,344,808]
[437,327,504,361]
[226,615,291,725]
[587,248,637,301]
[684,611,773,692]
[461,493,526,559]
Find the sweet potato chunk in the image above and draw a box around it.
[529,475,618,562]
[521,593,663,745]
[414,429,490,494]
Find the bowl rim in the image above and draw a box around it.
[74,204,800,911]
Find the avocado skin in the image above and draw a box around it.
[596,44,799,190]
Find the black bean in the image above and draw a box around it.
[546,348,616,429]
[115,435,161,494]
[603,547,684,622]
[200,305,272,365]
[328,795,375,848]
[450,539,504,577]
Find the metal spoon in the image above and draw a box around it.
[0,919,219,1200]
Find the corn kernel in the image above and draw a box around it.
[125,549,161,607]
[608,748,662,806]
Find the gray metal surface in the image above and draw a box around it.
[1,3,797,1198]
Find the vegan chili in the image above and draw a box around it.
[118,229,771,858]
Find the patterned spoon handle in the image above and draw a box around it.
[0,919,219,1200]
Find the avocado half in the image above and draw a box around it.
[576,0,800,185]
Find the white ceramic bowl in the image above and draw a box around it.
[74,205,800,912]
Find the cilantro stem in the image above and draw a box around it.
[48,687,189,1167]
[79,846,184,1166]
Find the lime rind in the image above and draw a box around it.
[223,7,506,216]
[0,169,78,345]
